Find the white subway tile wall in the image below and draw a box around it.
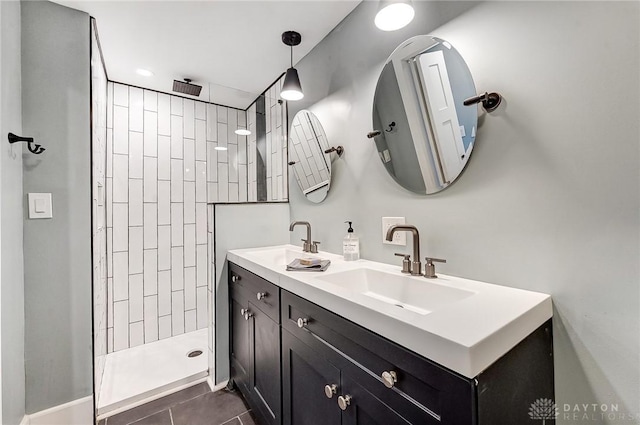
[107,83,247,352]
[106,79,288,353]
[91,23,108,404]
[289,112,330,192]
[265,81,288,202]
[245,77,288,202]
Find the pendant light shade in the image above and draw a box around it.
[375,0,415,31]
[281,67,304,101]
[281,31,304,101]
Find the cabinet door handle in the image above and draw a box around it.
[240,308,246,316]
[324,384,337,399]
[337,395,352,411]
[231,275,240,283]
[297,317,308,328]
[381,370,398,388]
[256,292,267,301]
[244,310,254,321]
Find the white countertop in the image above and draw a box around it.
[227,244,552,378]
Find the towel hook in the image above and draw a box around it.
[8,133,46,154]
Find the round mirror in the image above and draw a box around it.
[289,110,332,203]
[372,36,477,194]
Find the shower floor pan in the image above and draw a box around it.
[98,328,208,417]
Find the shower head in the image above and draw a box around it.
[172,79,202,97]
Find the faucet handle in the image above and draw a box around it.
[310,241,321,254]
[300,239,311,253]
[425,257,446,279]
[394,253,411,274]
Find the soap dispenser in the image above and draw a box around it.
[343,221,360,261]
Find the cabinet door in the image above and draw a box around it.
[282,329,341,425]
[230,289,250,394]
[248,302,281,425]
[341,375,411,425]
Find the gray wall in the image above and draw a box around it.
[21,1,93,413]
[288,1,640,422]
[214,203,289,383]
[0,1,25,423]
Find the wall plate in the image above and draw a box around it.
[28,193,53,219]
[382,217,406,245]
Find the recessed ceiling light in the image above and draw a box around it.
[235,129,251,136]
[375,1,415,31]
[136,68,154,77]
[214,146,228,151]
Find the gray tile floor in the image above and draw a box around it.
[99,382,257,425]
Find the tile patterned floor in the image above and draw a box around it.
[99,382,258,425]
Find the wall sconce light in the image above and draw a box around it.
[280,31,304,101]
[375,0,415,31]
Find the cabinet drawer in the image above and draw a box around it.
[229,263,280,323]
[282,290,475,425]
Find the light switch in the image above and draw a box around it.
[34,198,46,213]
[28,193,53,219]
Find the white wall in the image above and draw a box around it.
[288,1,639,422]
[0,1,25,423]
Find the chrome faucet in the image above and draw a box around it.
[289,221,319,253]
[386,225,422,275]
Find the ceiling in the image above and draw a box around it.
[54,0,361,109]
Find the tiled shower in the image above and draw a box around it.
[106,82,221,351]
[93,65,287,413]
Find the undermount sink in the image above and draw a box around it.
[314,268,475,315]
[243,246,318,266]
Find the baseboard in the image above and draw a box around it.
[26,396,93,425]
[207,377,229,392]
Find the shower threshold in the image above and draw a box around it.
[97,329,208,417]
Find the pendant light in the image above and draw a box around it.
[375,0,415,31]
[281,31,304,101]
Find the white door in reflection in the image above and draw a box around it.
[417,50,465,185]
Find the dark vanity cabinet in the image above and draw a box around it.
[229,263,281,425]
[229,262,554,425]
[281,290,475,425]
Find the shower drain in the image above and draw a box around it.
[187,350,203,358]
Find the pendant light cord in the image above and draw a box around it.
[290,45,293,68]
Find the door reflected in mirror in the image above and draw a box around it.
[288,110,332,203]
[373,36,477,194]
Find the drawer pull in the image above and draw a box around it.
[256,292,267,301]
[337,395,352,411]
[231,275,240,283]
[381,370,398,388]
[324,384,337,399]
[297,317,309,328]
[244,310,254,321]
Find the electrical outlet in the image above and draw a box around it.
[382,217,406,245]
